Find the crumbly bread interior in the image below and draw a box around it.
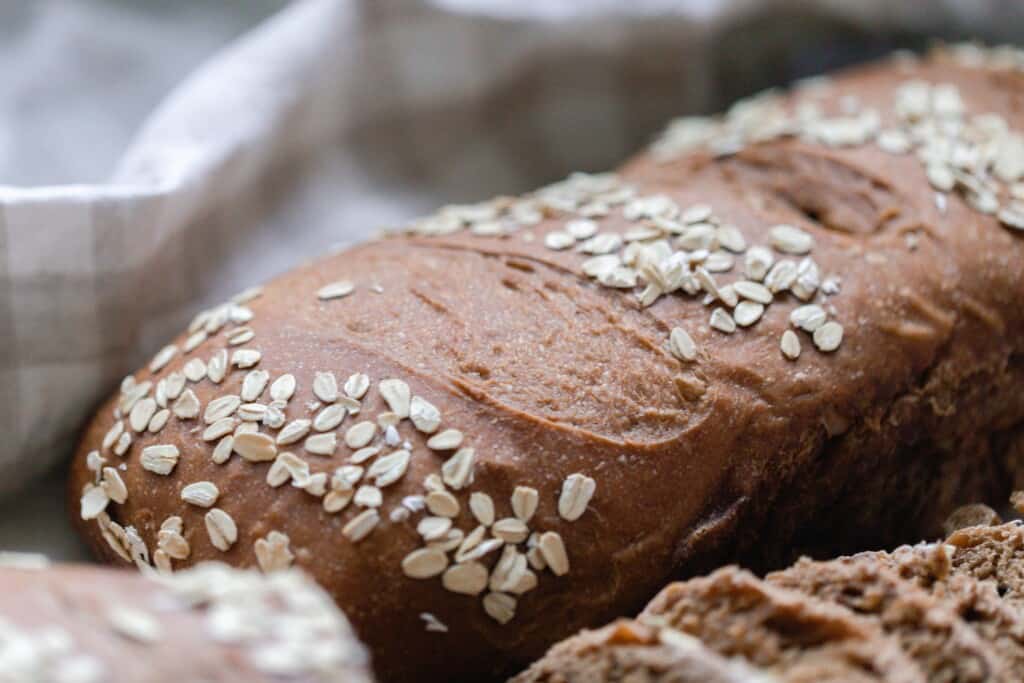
[519,520,1024,683]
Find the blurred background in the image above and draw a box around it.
[1,0,1020,188]
[0,1,286,185]
[0,0,1021,559]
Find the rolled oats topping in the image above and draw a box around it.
[367,449,410,487]
[511,486,539,522]
[203,418,237,443]
[317,280,356,300]
[147,408,171,433]
[106,606,162,643]
[790,304,827,332]
[427,429,464,451]
[344,372,371,399]
[669,327,698,362]
[343,509,380,543]
[379,379,412,418]
[269,373,297,401]
[304,433,338,457]
[442,561,489,596]
[230,349,262,369]
[417,516,452,542]
[241,370,270,402]
[558,473,596,522]
[709,307,737,334]
[538,531,570,576]
[781,329,802,360]
[483,592,516,625]
[80,484,110,520]
[183,358,207,382]
[148,344,178,373]
[128,397,157,433]
[233,431,277,462]
[769,224,814,255]
[470,492,496,527]
[442,448,475,490]
[140,445,180,476]
[254,530,294,572]
[402,548,449,579]
[181,481,220,508]
[212,436,235,465]
[813,321,845,352]
[426,490,460,518]
[101,467,128,504]
[409,396,442,433]
[492,518,530,544]
[205,508,238,552]
[172,389,201,419]
[354,485,383,508]
[313,372,339,403]
[733,301,765,327]
[204,395,241,425]
[277,419,312,446]
[345,421,376,449]
[313,403,347,432]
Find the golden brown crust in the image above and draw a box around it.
[69,47,1024,681]
[0,561,372,683]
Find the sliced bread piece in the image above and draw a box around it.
[637,567,922,683]
[945,522,1024,606]
[511,618,772,683]
[768,555,1009,682]
[875,537,1024,675]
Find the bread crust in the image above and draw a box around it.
[69,48,1024,681]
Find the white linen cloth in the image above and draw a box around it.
[0,0,1017,557]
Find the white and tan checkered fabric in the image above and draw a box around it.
[0,0,1018,499]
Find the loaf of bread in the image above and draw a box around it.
[68,43,1024,681]
[0,556,371,682]
[516,521,1024,682]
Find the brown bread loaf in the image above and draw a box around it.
[943,522,1024,605]
[0,556,371,682]
[68,44,1024,681]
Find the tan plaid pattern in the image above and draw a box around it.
[0,0,1017,499]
